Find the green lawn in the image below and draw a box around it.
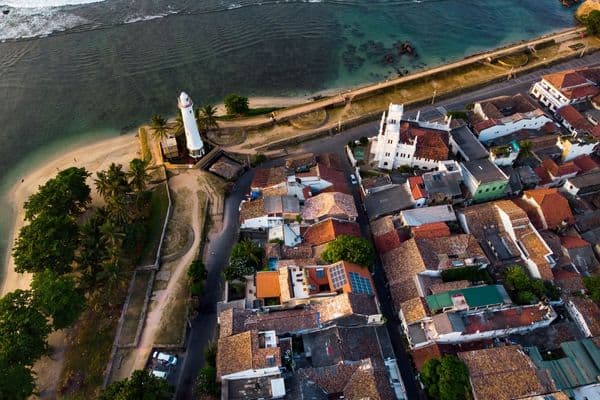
[139,184,170,266]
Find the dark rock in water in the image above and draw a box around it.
[2,9,9,15]
[382,53,395,64]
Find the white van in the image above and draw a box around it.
[151,369,168,379]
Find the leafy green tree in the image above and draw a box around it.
[194,366,219,397]
[204,341,217,367]
[321,235,375,268]
[230,239,263,267]
[420,356,471,400]
[504,265,555,304]
[188,260,208,281]
[196,104,219,131]
[12,213,79,274]
[518,140,533,159]
[31,269,85,330]
[100,370,173,400]
[584,276,600,303]
[95,163,130,202]
[0,360,36,400]
[0,290,50,366]
[224,94,249,115]
[23,167,91,221]
[446,110,468,120]
[223,256,255,282]
[150,114,169,141]
[128,158,150,194]
[583,10,600,35]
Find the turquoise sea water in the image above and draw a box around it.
[0,0,576,275]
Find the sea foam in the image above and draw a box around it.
[0,0,105,7]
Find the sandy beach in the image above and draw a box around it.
[0,133,139,296]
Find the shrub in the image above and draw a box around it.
[321,235,374,268]
[224,94,249,115]
[251,153,267,166]
[441,266,492,284]
[191,281,205,297]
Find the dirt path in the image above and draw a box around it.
[130,170,204,371]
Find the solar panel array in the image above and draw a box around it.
[349,272,374,295]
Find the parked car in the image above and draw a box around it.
[350,173,358,185]
[151,369,168,379]
[153,351,178,366]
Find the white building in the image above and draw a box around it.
[370,104,451,171]
[473,94,552,144]
[178,92,205,159]
[530,67,600,112]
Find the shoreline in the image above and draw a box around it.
[0,26,587,295]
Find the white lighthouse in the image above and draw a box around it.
[178,92,205,159]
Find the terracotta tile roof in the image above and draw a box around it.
[512,198,545,230]
[411,343,442,371]
[315,292,379,323]
[534,166,553,185]
[543,68,600,100]
[474,118,497,133]
[251,166,286,189]
[373,229,403,255]
[370,215,396,237]
[302,192,358,222]
[552,268,585,294]
[415,234,487,271]
[216,330,281,379]
[557,105,594,132]
[255,271,281,299]
[400,122,450,161]
[411,222,451,239]
[240,198,265,221]
[382,240,425,309]
[523,188,574,229]
[299,359,394,400]
[560,235,590,249]
[408,176,428,199]
[285,153,316,171]
[459,345,551,400]
[429,280,471,294]
[572,155,600,173]
[281,244,313,260]
[244,308,320,335]
[400,297,429,324]
[541,158,581,178]
[543,121,560,134]
[313,162,351,194]
[568,295,600,336]
[463,305,552,334]
[478,93,540,120]
[302,218,361,246]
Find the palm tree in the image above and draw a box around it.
[100,220,125,263]
[171,112,184,136]
[150,114,169,141]
[128,158,150,194]
[196,104,219,132]
[95,163,130,202]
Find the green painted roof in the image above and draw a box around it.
[425,285,508,313]
[526,339,600,390]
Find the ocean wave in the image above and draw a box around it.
[0,0,106,7]
[0,6,91,41]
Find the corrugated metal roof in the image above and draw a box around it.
[425,284,508,313]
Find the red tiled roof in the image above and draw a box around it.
[400,122,449,161]
[251,166,286,189]
[544,68,600,100]
[560,235,590,249]
[303,218,361,246]
[541,158,581,178]
[408,176,428,200]
[552,268,585,294]
[523,188,574,229]
[463,305,550,334]
[545,69,589,90]
[534,166,552,185]
[373,230,403,254]
[411,344,442,371]
[474,119,497,133]
[411,222,451,239]
[592,125,600,139]
[314,163,351,195]
[542,121,559,134]
[572,155,600,173]
[557,105,594,132]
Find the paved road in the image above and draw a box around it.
[174,52,600,399]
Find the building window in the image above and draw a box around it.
[385,152,390,157]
